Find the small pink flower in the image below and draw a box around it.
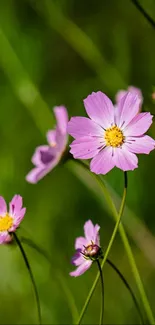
[68,91,155,175]
[115,86,143,110]
[26,106,68,183]
[0,195,26,244]
[70,220,100,277]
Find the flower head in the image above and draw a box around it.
[70,220,101,277]
[0,195,26,244]
[26,106,68,183]
[115,86,143,110]
[68,91,155,175]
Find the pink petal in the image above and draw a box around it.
[70,137,104,159]
[90,147,115,175]
[68,117,103,139]
[0,197,7,216]
[31,145,51,166]
[70,260,92,277]
[71,252,84,266]
[26,167,52,184]
[124,112,153,136]
[126,135,155,154]
[113,145,138,171]
[115,90,127,104]
[9,195,23,216]
[75,237,87,250]
[128,86,143,105]
[116,92,141,129]
[0,231,9,244]
[54,106,68,135]
[84,91,114,129]
[116,86,143,108]
[46,130,56,147]
[94,224,100,246]
[10,207,26,232]
[84,220,97,243]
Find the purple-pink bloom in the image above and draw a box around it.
[0,195,26,244]
[68,91,155,175]
[26,106,68,183]
[70,220,100,277]
[115,86,143,110]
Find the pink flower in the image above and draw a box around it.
[115,86,143,110]
[0,195,26,244]
[26,106,68,183]
[68,91,155,174]
[70,220,100,277]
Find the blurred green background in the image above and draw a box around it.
[0,0,155,324]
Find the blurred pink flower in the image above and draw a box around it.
[70,220,100,277]
[68,91,155,175]
[26,106,68,183]
[0,195,26,244]
[115,86,143,110]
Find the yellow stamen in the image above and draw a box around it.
[0,214,13,232]
[104,125,124,147]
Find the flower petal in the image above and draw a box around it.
[26,159,58,184]
[116,92,141,129]
[0,231,9,244]
[124,112,153,136]
[0,197,7,216]
[70,260,92,277]
[90,147,115,175]
[71,251,84,266]
[116,86,143,108]
[126,135,155,154]
[10,208,26,232]
[54,106,68,135]
[75,237,87,250]
[113,145,138,171]
[70,137,104,159]
[94,224,100,246]
[46,130,57,147]
[84,220,98,243]
[115,90,127,104]
[68,117,103,139]
[31,145,51,166]
[84,91,114,129]
[9,195,23,216]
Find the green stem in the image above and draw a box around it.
[20,236,79,324]
[76,172,127,325]
[76,161,155,324]
[96,260,104,325]
[13,232,42,325]
[106,259,145,324]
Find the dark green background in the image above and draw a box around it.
[0,0,154,324]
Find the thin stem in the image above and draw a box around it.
[20,235,145,324]
[13,232,41,325]
[131,0,155,29]
[96,260,104,325]
[76,172,127,325]
[106,259,145,325]
[75,161,155,324]
[20,236,79,324]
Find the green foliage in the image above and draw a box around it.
[0,0,154,323]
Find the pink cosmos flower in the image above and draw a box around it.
[68,91,155,174]
[116,86,143,110]
[0,195,26,244]
[26,106,68,184]
[70,220,100,277]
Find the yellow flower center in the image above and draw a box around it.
[104,125,124,147]
[0,214,13,232]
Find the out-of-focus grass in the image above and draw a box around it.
[0,0,154,324]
